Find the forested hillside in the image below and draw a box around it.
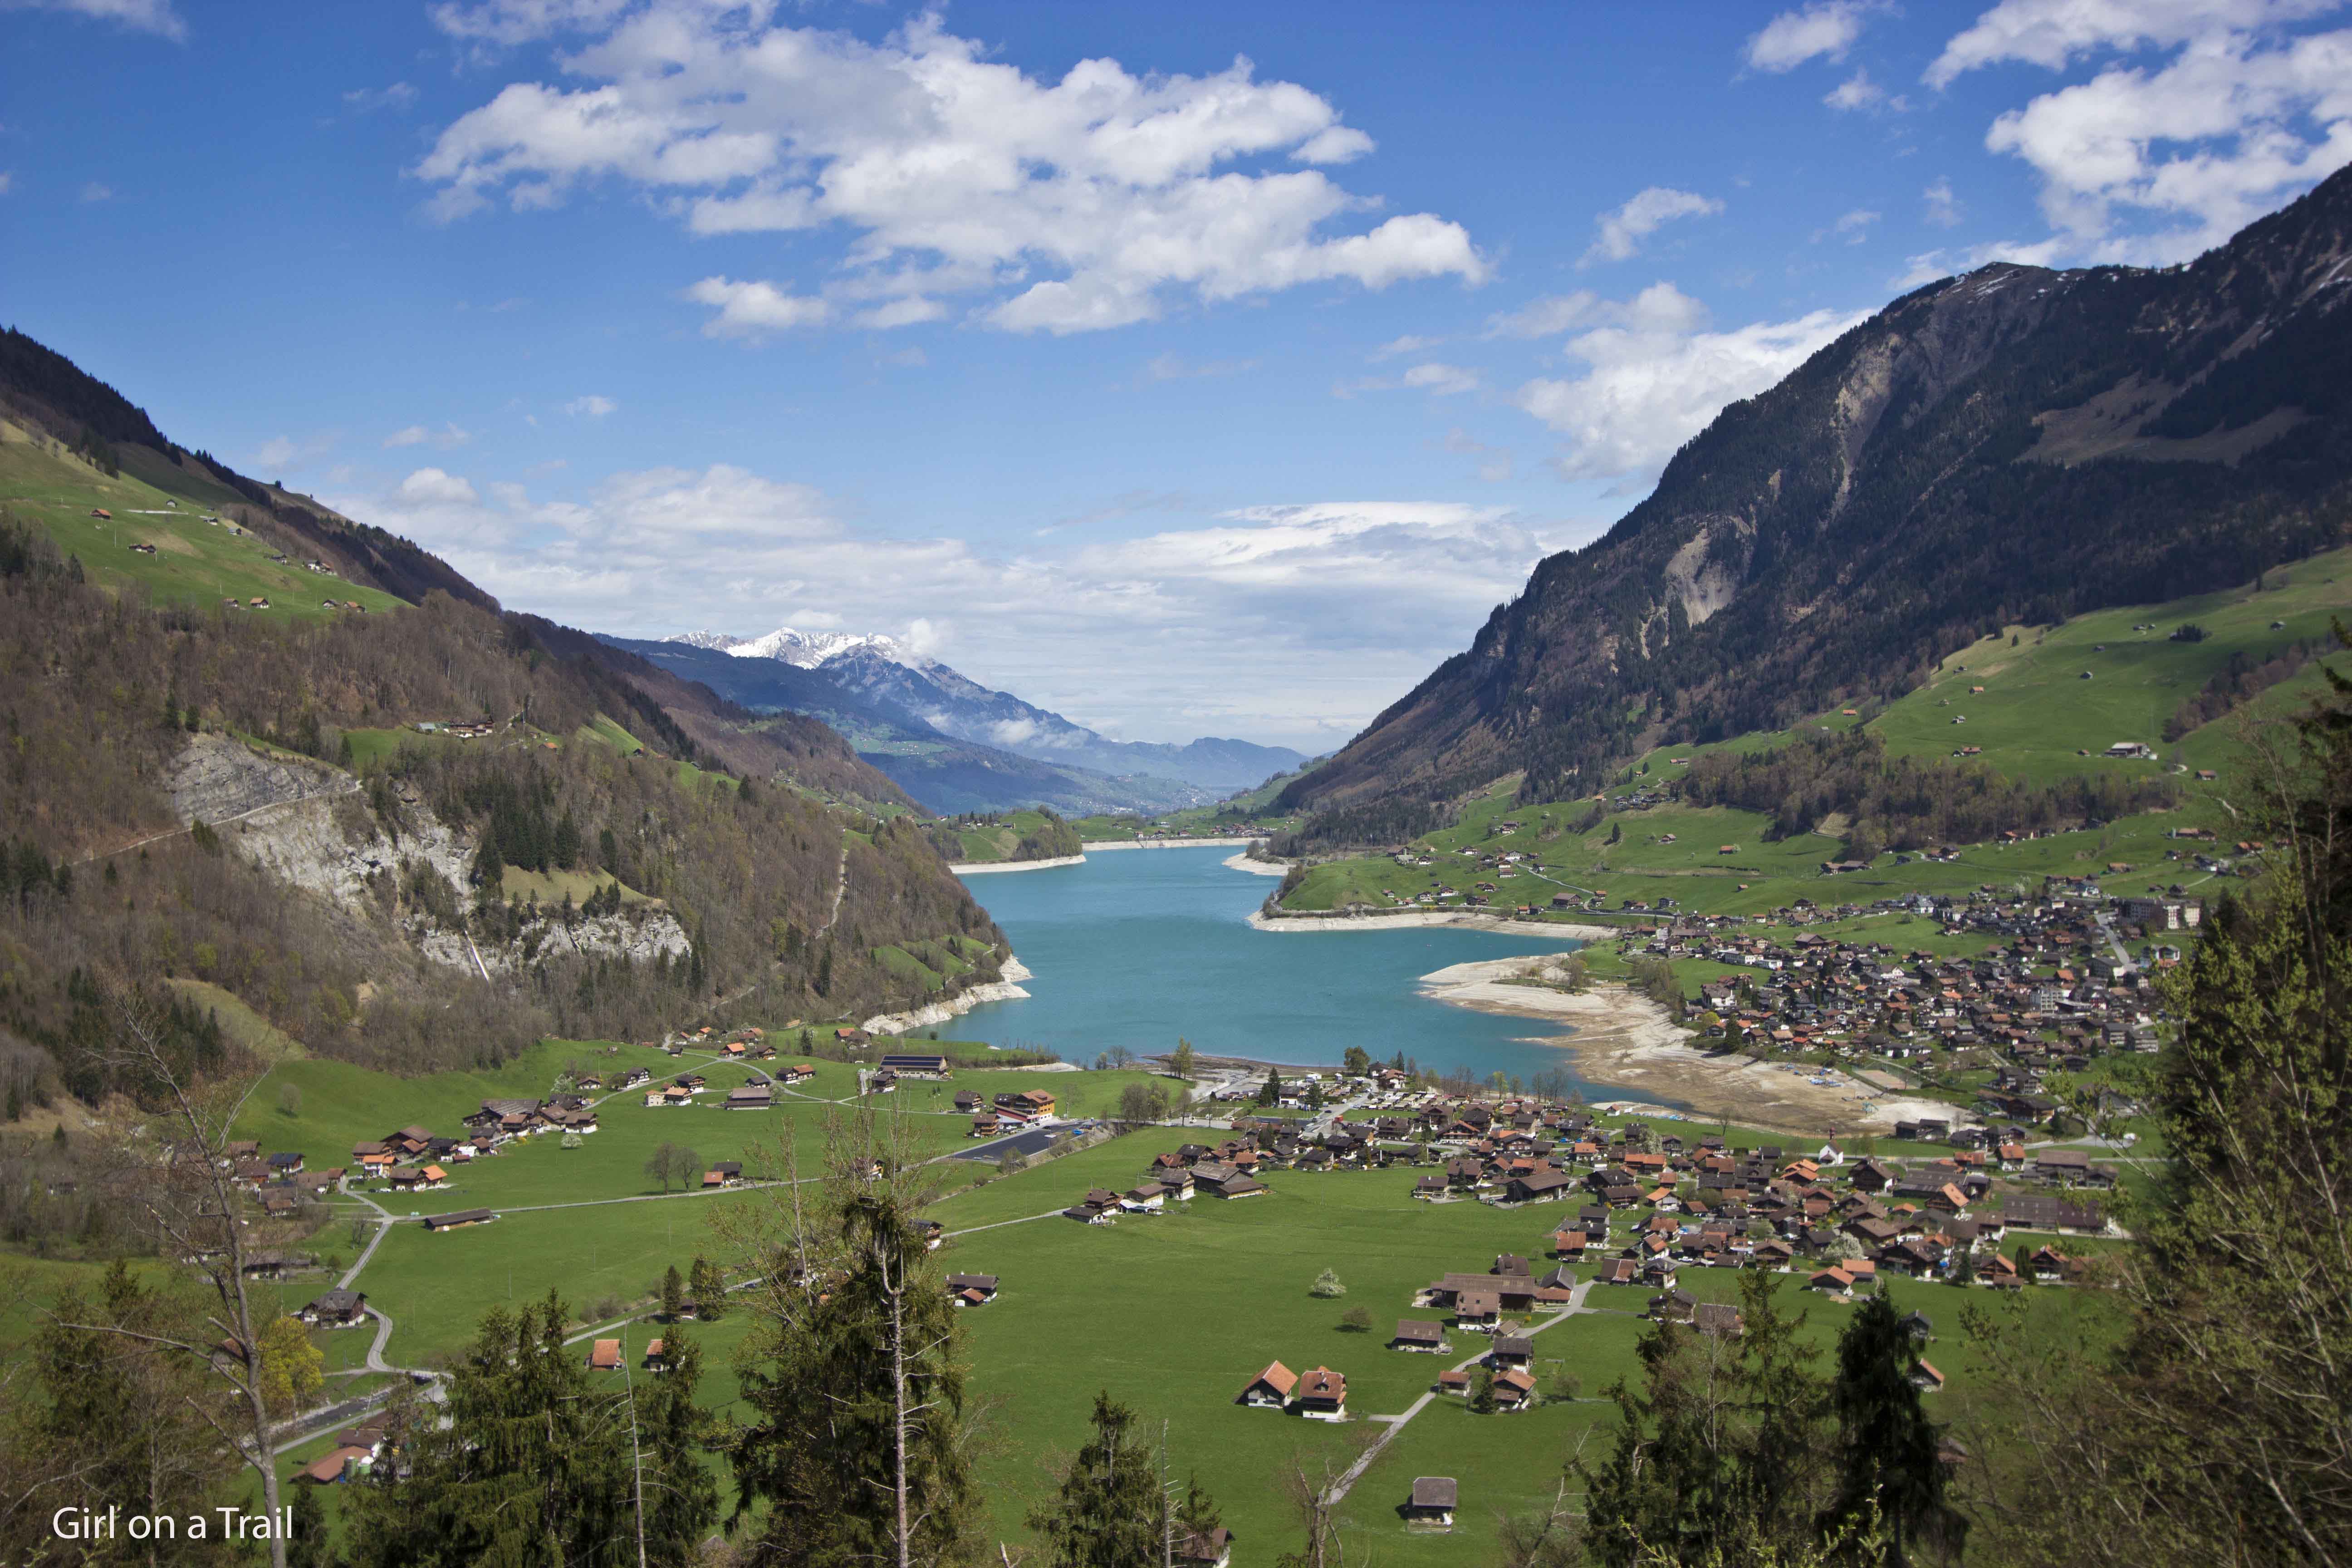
[0,329,1008,1125]
[1284,163,2352,822]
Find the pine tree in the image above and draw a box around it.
[344,1290,630,1567]
[1826,1294,1962,1566]
[286,1480,334,1568]
[553,808,581,871]
[1171,1037,1196,1080]
[689,1255,725,1320]
[1029,1391,1166,1568]
[661,1264,685,1322]
[1257,1069,1282,1107]
[726,1111,980,1568]
[637,1326,720,1566]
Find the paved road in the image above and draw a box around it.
[1322,1279,1595,1507]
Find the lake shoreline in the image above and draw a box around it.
[950,855,1085,875]
[1417,956,1959,1137]
[1249,908,1616,941]
[1081,836,1260,850]
[862,957,1035,1035]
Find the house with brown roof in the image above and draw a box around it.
[1175,1528,1233,1568]
[298,1446,373,1486]
[1491,1368,1536,1409]
[1237,1361,1298,1409]
[1404,1477,1457,1526]
[587,1339,622,1371]
[1294,1366,1347,1420]
[1391,1318,1447,1353]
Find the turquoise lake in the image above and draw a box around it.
[953,845,1612,1092]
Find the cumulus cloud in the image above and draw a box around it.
[684,277,829,339]
[1582,187,1724,266]
[1980,24,2352,259]
[1370,333,1441,360]
[254,437,299,471]
[412,8,1482,335]
[1924,0,2338,88]
[397,467,480,505]
[383,422,471,449]
[427,0,629,47]
[564,394,617,418]
[6,0,186,41]
[1745,1,1876,72]
[1824,70,1904,111]
[1512,283,1865,483]
[328,466,1573,745]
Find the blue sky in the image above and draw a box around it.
[6,0,2350,749]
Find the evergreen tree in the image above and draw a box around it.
[726,1113,980,1568]
[1028,1391,1166,1568]
[343,1290,630,1568]
[689,1254,725,1320]
[1171,1037,1196,1080]
[660,1263,685,1322]
[636,1326,720,1566]
[553,808,581,870]
[1470,1364,1499,1414]
[286,1481,336,1568]
[1257,1069,1282,1107]
[1825,1294,1962,1566]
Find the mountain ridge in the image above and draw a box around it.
[647,623,1306,799]
[1282,163,2352,819]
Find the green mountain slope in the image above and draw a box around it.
[1284,164,2352,819]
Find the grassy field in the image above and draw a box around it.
[1284,550,2352,938]
[0,419,407,619]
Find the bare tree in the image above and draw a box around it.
[51,993,293,1568]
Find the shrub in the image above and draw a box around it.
[1309,1269,1347,1299]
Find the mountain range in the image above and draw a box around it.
[1283,162,2352,822]
[603,626,1304,815]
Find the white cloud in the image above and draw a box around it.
[383,422,471,449]
[397,467,479,505]
[1824,70,1900,111]
[684,277,829,339]
[78,182,112,203]
[1923,178,1965,226]
[1925,0,2339,88]
[1980,22,2352,259]
[343,83,418,114]
[254,437,298,471]
[6,0,186,41]
[329,465,1575,745]
[1401,363,1480,396]
[1484,291,1607,338]
[426,0,629,47]
[1746,1,1876,72]
[855,297,947,330]
[1370,333,1441,360]
[1815,208,1881,243]
[1582,187,1724,265]
[564,394,617,418]
[414,8,1483,334]
[1512,283,1866,482]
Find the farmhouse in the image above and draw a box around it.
[725,1084,774,1110]
[587,1339,622,1371]
[301,1289,368,1327]
[1294,1366,1347,1420]
[1405,1478,1458,1527]
[422,1208,495,1232]
[1391,1318,1448,1353]
[879,1053,951,1078]
[1237,1361,1298,1409]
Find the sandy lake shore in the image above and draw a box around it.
[1417,956,1959,1138]
[1223,852,1289,877]
[949,855,1085,875]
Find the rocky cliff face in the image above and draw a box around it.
[1286,167,2352,815]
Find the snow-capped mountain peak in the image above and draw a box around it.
[664,627,934,672]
